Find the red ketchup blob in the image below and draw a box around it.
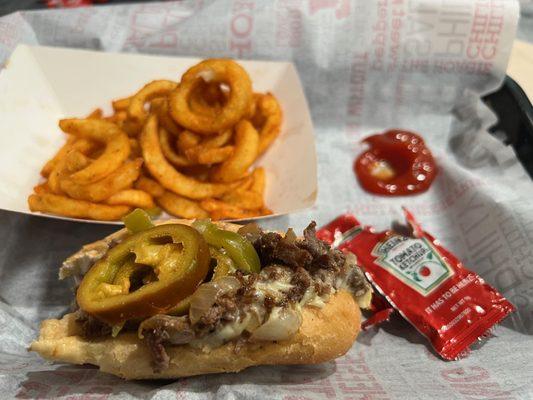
[354,130,437,196]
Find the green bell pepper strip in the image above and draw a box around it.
[210,247,237,280]
[122,208,154,233]
[167,246,237,315]
[192,220,261,273]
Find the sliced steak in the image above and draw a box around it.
[144,328,170,373]
[76,312,111,339]
[140,315,195,345]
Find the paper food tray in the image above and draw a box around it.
[0,45,317,224]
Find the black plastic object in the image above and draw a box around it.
[0,1,143,17]
[482,76,533,178]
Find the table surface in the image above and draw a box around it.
[507,39,533,103]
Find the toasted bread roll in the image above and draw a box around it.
[30,291,360,380]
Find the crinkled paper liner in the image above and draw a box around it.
[0,1,532,399]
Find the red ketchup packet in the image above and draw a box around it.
[317,209,515,360]
[360,294,395,331]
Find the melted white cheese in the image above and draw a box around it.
[254,280,293,300]
[191,262,368,350]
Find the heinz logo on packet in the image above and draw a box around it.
[372,236,454,295]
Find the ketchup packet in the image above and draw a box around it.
[317,209,515,360]
[360,294,395,331]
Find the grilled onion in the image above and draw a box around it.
[250,306,302,342]
[189,276,241,324]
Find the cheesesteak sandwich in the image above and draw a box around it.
[31,210,371,379]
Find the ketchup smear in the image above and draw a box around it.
[354,130,437,196]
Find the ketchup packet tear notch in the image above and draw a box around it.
[317,209,516,360]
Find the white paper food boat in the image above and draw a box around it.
[0,45,317,224]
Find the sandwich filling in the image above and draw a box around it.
[62,221,371,372]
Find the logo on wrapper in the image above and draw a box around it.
[372,235,454,295]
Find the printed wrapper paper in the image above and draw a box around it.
[1,1,532,399]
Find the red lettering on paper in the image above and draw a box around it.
[230,1,255,56]
[441,367,516,399]
[15,367,117,399]
[370,0,389,71]
[125,4,187,50]
[467,0,505,66]
[275,0,303,48]
[308,0,350,20]
[283,396,313,400]
[232,14,253,38]
[16,381,51,398]
[442,367,489,382]
[277,366,337,399]
[345,52,368,134]
[335,353,390,399]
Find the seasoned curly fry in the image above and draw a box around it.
[199,129,233,149]
[210,120,259,183]
[157,191,209,219]
[185,145,234,165]
[140,115,240,199]
[112,96,132,112]
[129,138,142,158]
[220,168,265,210]
[64,150,91,173]
[105,189,155,209]
[59,159,143,202]
[87,108,103,119]
[255,93,282,155]
[250,167,266,195]
[200,199,262,220]
[235,174,254,191]
[106,111,128,125]
[28,193,131,221]
[47,157,67,194]
[221,190,263,210]
[189,81,227,117]
[159,128,193,167]
[48,148,93,194]
[182,130,234,165]
[31,59,281,221]
[33,182,49,194]
[150,97,181,136]
[59,119,131,184]
[134,176,166,198]
[169,59,252,134]
[176,130,201,152]
[41,137,97,178]
[128,80,178,123]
